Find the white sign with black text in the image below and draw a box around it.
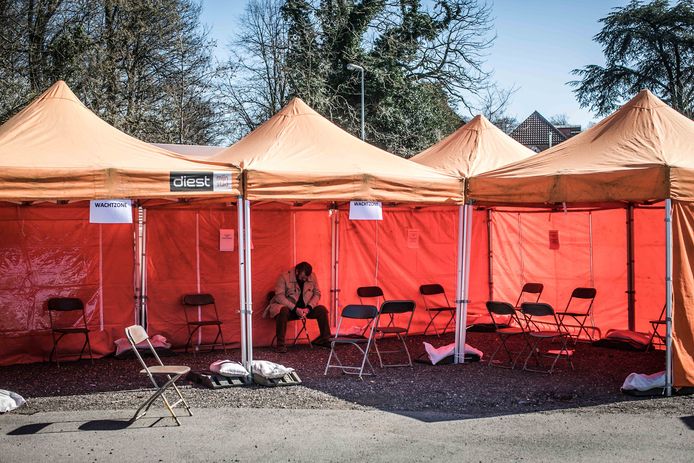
[349,201,383,220]
[89,199,133,224]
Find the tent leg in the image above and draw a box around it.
[237,196,247,371]
[665,199,673,396]
[244,199,254,370]
[454,204,473,364]
[487,208,494,301]
[627,204,635,331]
[330,207,340,328]
[140,208,148,330]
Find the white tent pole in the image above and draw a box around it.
[460,203,473,361]
[335,210,341,326]
[140,208,148,329]
[487,209,494,300]
[134,206,142,326]
[244,199,254,369]
[454,205,465,363]
[330,209,335,322]
[236,196,247,371]
[665,199,673,396]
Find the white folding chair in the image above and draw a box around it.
[324,304,379,380]
[125,325,192,425]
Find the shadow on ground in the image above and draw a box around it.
[2,331,689,426]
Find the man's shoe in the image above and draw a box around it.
[311,337,332,348]
[275,345,287,353]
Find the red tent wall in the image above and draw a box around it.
[145,205,331,348]
[0,204,135,365]
[146,206,243,348]
[633,207,666,332]
[490,207,666,337]
[337,207,489,334]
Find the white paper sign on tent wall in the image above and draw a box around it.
[349,201,383,220]
[89,199,133,224]
[220,229,235,251]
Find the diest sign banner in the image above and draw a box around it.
[169,172,234,192]
[349,201,383,220]
[89,199,133,224]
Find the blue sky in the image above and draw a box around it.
[200,0,630,128]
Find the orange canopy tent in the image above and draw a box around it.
[0,81,242,365]
[411,114,535,359]
[468,90,694,392]
[187,97,464,366]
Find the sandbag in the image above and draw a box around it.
[210,360,249,378]
[251,360,294,379]
[593,329,651,351]
[423,342,483,365]
[0,390,26,413]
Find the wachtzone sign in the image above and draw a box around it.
[169,171,234,192]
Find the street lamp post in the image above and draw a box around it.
[346,63,365,141]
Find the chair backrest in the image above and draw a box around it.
[125,324,149,345]
[125,324,164,369]
[357,286,384,299]
[182,293,215,306]
[342,304,378,319]
[47,297,87,329]
[521,302,555,317]
[571,287,596,299]
[515,283,543,306]
[419,283,452,310]
[380,300,415,315]
[486,300,515,316]
[47,297,84,311]
[487,301,525,331]
[565,287,597,315]
[419,284,444,296]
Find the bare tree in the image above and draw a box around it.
[217,0,291,139]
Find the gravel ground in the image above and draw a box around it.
[2,332,692,418]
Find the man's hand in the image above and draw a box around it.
[295,307,309,318]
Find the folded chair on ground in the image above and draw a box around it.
[181,293,226,354]
[520,302,574,374]
[47,297,94,365]
[125,325,192,426]
[373,300,416,368]
[324,304,379,380]
[419,284,456,336]
[485,301,531,369]
[556,287,600,343]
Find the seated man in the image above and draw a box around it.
[264,261,331,353]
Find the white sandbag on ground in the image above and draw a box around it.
[423,342,483,365]
[210,360,249,378]
[622,371,666,391]
[0,390,26,413]
[251,360,294,379]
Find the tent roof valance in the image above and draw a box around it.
[210,98,463,204]
[0,81,241,202]
[469,90,694,206]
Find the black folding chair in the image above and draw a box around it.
[556,287,601,343]
[485,301,531,369]
[357,286,388,332]
[324,304,379,380]
[268,291,313,348]
[419,284,456,336]
[181,293,226,354]
[520,302,574,374]
[647,305,667,351]
[373,300,416,368]
[515,283,544,331]
[125,325,192,426]
[47,297,94,365]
